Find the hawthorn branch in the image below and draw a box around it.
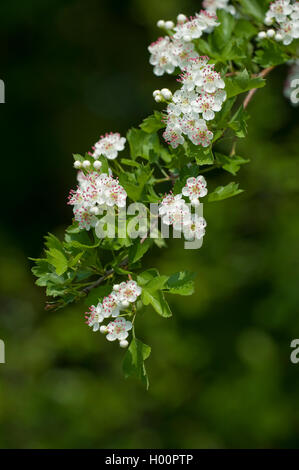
[243,66,275,109]
[82,257,129,294]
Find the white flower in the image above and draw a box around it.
[291,3,299,20]
[184,214,207,240]
[68,172,127,229]
[148,36,177,76]
[163,125,185,148]
[102,291,122,318]
[278,20,299,44]
[159,193,191,229]
[203,0,236,16]
[195,66,225,93]
[182,175,208,205]
[85,304,104,332]
[90,132,126,160]
[117,280,142,306]
[180,112,203,137]
[159,193,185,216]
[166,205,191,230]
[172,89,198,114]
[192,93,222,120]
[106,317,133,342]
[189,120,214,147]
[266,0,293,24]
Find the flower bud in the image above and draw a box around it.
[153,89,161,97]
[177,14,187,24]
[154,94,162,103]
[275,33,283,42]
[119,340,129,348]
[157,20,165,28]
[113,284,120,291]
[258,31,267,39]
[165,20,174,30]
[267,29,275,38]
[122,300,130,308]
[74,160,82,169]
[100,325,107,334]
[82,160,91,168]
[265,18,273,26]
[93,160,102,170]
[161,88,172,100]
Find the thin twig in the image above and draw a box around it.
[243,66,275,109]
[82,257,128,294]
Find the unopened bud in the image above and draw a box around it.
[157,20,165,28]
[119,340,129,348]
[177,14,187,24]
[161,88,172,100]
[74,160,82,169]
[100,325,107,334]
[82,160,91,168]
[165,20,174,30]
[93,160,102,170]
[267,29,275,38]
[258,31,267,39]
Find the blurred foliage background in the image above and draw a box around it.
[1,0,299,449]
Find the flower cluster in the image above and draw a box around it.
[202,0,236,16]
[148,36,199,76]
[68,171,127,230]
[258,0,299,45]
[89,132,126,160]
[148,10,221,77]
[158,175,207,240]
[162,56,226,149]
[173,11,219,41]
[85,280,142,348]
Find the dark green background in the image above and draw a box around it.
[1,0,299,448]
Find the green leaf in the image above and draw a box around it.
[46,248,68,276]
[215,152,249,175]
[84,284,112,307]
[236,0,267,22]
[254,40,289,68]
[142,288,172,318]
[120,158,140,168]
[234,19,258,39]
[123,337,151,389]
[213,10,235,50]
[140,111,165,133]
[185,142,214,165]
[126,128,171,163]
[173,165,199,195]
[129,238,153,264]
[208,182,244,202]
[225,69,266,99]
[166,271,196,296]
[228,105,250,138]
